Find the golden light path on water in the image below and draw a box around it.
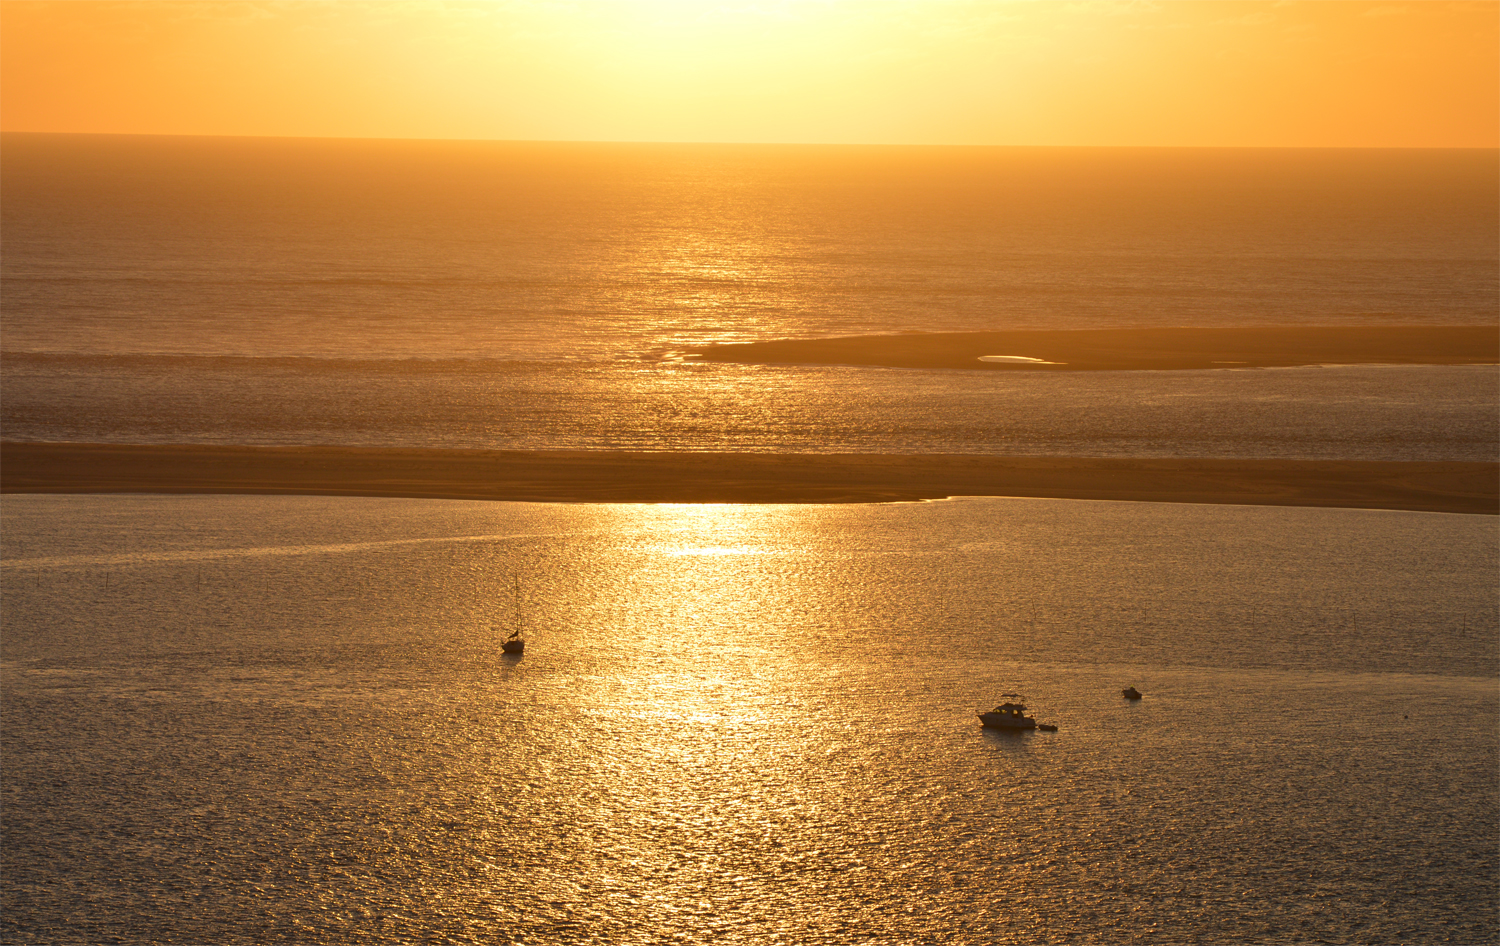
[2,495,1496,943]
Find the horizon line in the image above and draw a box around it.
[3,130,1496,151]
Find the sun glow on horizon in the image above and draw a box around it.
[2,1,1496,147]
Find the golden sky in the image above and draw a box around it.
[2,1,1496,146]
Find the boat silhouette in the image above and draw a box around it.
[500,576,525,655]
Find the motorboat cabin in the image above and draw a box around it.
[979,701,1038,730]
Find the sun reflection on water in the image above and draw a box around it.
[4,496,1496,943]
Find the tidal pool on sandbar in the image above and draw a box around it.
[2,494,1495,944]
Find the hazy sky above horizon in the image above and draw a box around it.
[2,1,1496,147]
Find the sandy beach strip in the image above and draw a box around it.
[2,442,1494,514]
[686,325,1499,371]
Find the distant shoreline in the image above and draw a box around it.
[686,325,1499,372]
[3,443,1494,515]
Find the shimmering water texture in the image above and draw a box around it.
[3,496,1495,944]
[3,138,1495,360]
[3,355,1495,461]
[3,137,1496,463]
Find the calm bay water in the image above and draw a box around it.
[2,494,1496,944]
[2,137,1497,942]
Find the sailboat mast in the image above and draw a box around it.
[514,575,523,635]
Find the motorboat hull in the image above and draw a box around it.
[979,713,1036,730]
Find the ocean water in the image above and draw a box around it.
[2,137,1498,943]
[2,494,1496,944]
[2,134,1497,458]
[2,354,1494,460]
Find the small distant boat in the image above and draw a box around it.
[500,576,526,655]
[980,695,1055,731]
[1122,686,1142,700]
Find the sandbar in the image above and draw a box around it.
[2,443,1494,515]
[686,325,1499,371]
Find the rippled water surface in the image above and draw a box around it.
[3,495,1495,944]
[4,137,1496,462]
[3,356,1496,461]
[5,138,1494,360]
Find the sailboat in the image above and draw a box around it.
[500,576,525,655]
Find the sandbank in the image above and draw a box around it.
[2,443,1493,515]
[686,325,1499,371]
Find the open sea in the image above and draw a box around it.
[3,135,1497,459]
[2,134,1497,942]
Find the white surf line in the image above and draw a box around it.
[977,355,1066,365]
[0,530,581,572]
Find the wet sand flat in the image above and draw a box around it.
[687,325,1499,371]
[3,443,1494,514]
